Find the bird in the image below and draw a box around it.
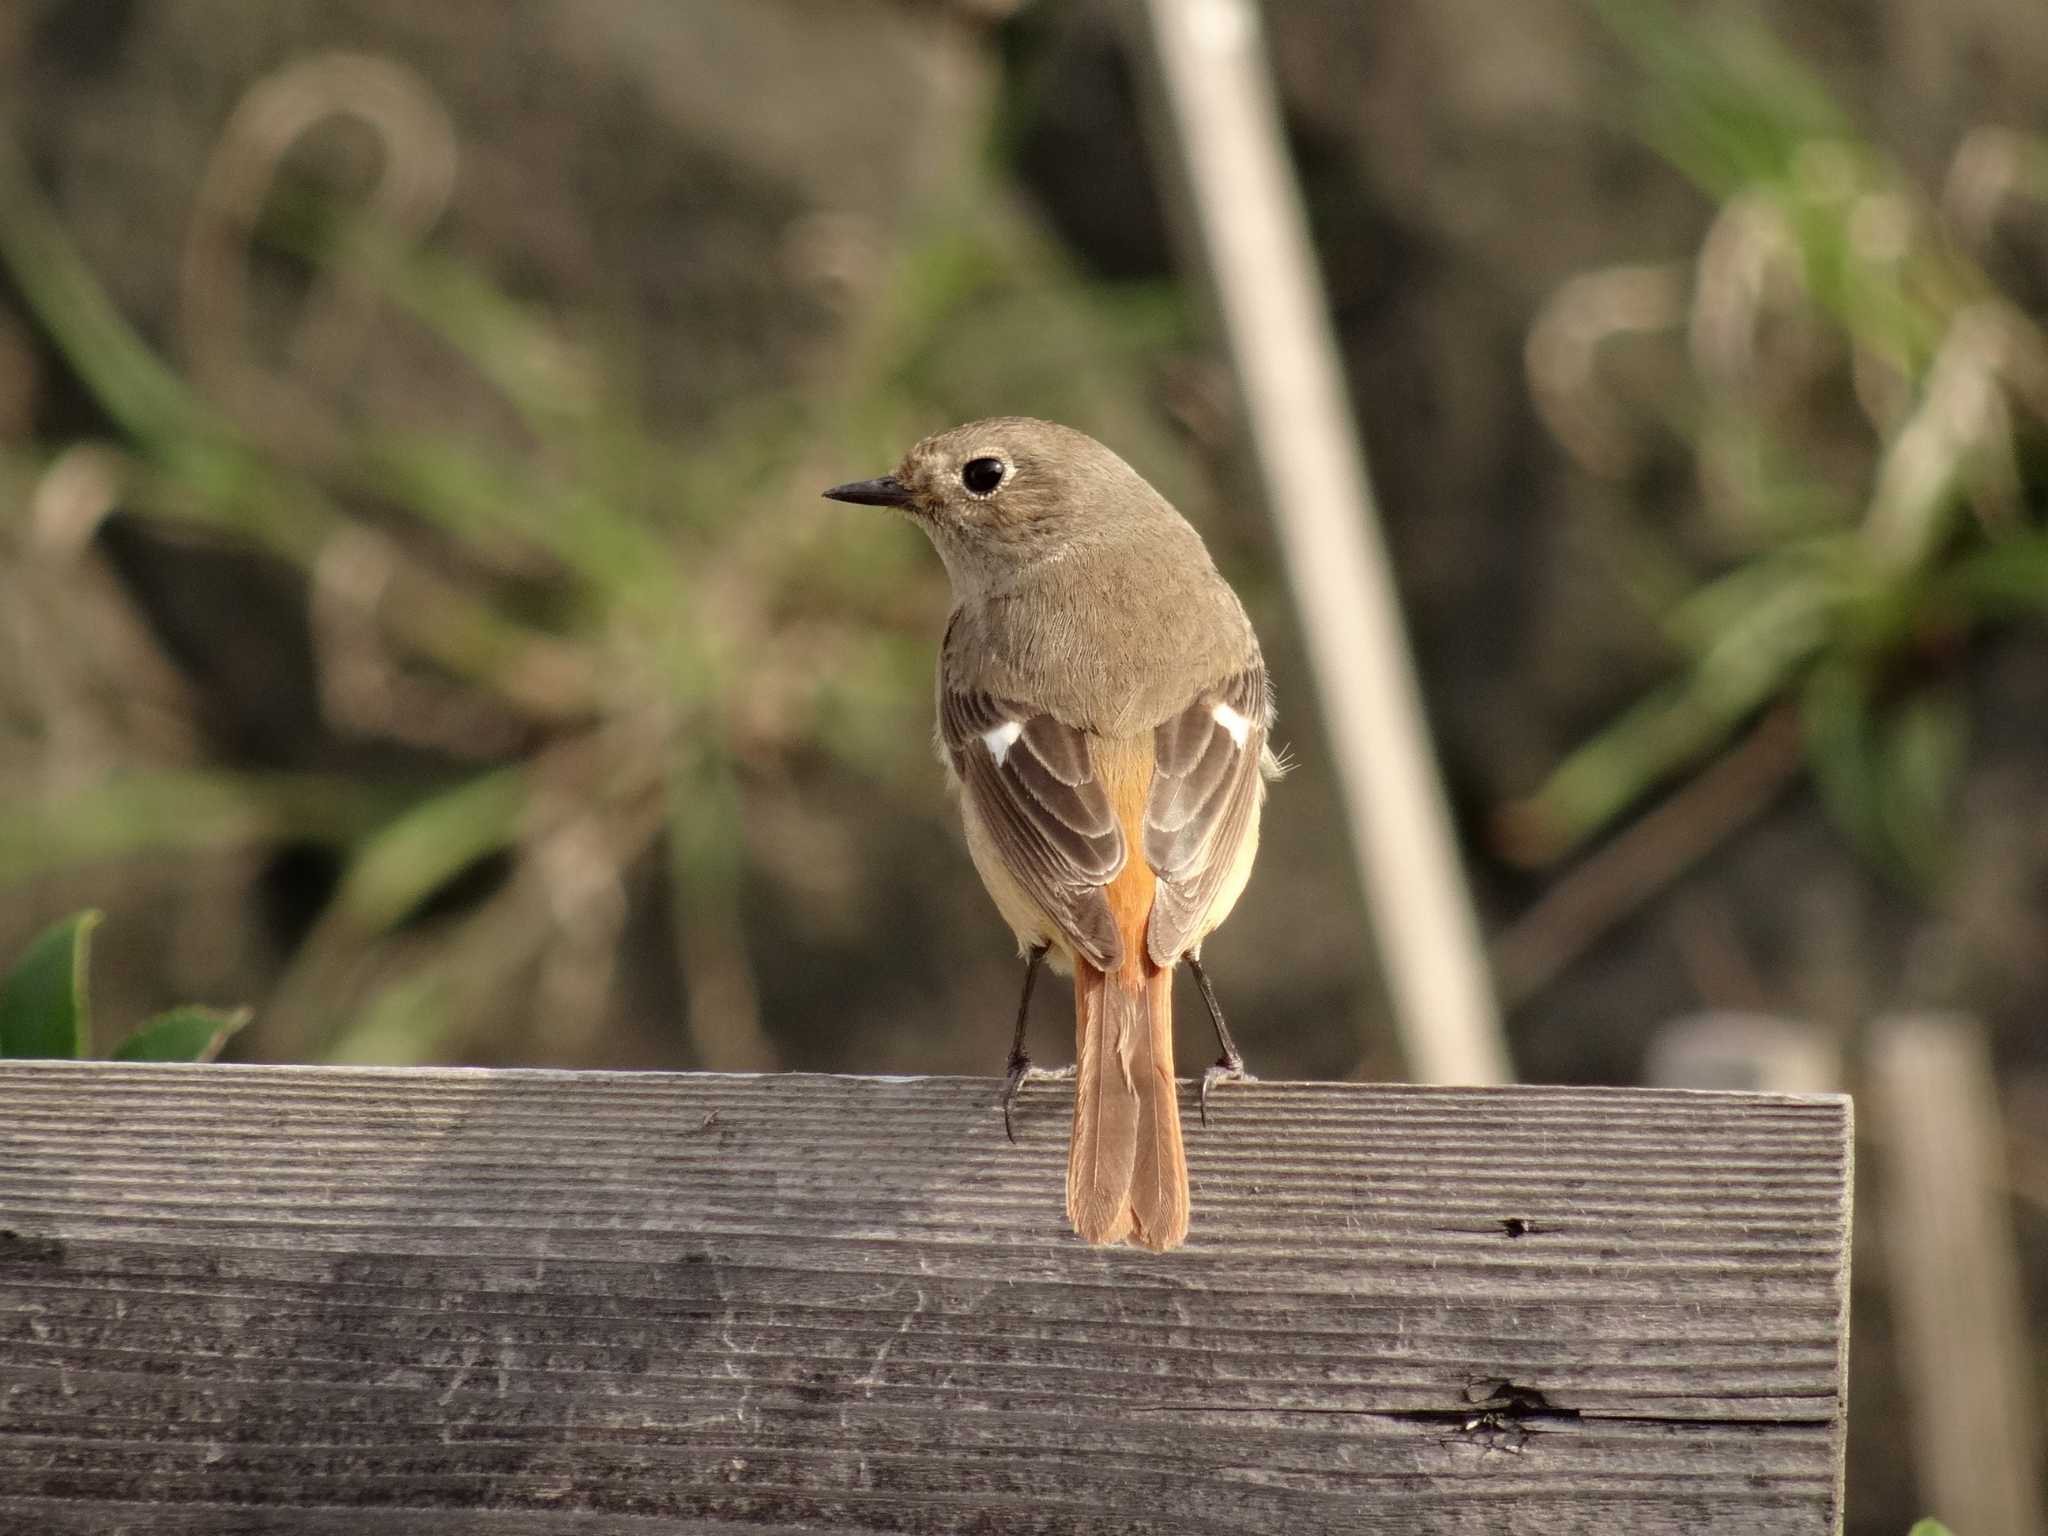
[824,417,1278,1252]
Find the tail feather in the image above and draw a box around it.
[1069,960,1187,1251]
[1068,962,1139,1244]
[1126,965,1188,1251]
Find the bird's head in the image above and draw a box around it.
[824,417,1172,596]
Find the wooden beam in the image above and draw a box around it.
[0,1064,1850,1532]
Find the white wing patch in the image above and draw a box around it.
[1212,701,1252,749]
[981,719,1025,766]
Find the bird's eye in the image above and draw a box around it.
[960,457,1007,496]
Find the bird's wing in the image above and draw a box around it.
[1143,666,1270,967]
[940,689,1126,970]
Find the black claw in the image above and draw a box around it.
[1198,1052,1249,1128]
[1000,1052,1031,1145]
[1188,955,1251,1128]
[998,946,1049,1144]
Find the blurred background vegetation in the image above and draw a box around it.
[0,1,2043,1526]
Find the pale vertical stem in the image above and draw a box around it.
[1129,0,1509,1082]
[1869,1014,2045,1536]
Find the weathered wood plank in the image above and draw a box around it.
[0,1064,1850,1534]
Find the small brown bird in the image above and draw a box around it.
[825,418,1278,1252]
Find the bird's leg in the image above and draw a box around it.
[999,944,1069,1142]
[1187,955,1255,1126]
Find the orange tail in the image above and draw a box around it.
[1069,959,1188,1251]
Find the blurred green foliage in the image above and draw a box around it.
[0,81,1197,1065]
[1513,0,2048,886]
[0,909,246,1061]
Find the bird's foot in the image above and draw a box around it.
[1198,1053,1255,1128]
[999,1054,1076,1143]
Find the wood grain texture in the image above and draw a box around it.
[0,1064,1850,1534]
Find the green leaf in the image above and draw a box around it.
[322,974,452,1066]
[111,1006,252,1064]
[1907,1522,1953,1536]
[1665,538,1852,657]
[1799,663,1964,885]
[0,139,217,448]
[1687,564,1835,711]
[0,910,101,1059]
[0,769,406,886]
[1799,657,1885,863]
[1505,680,1714,858]
[1938,533,2048,618]
[333,768,529,934]
[1876,688,1967,884]
[354,431,665,592]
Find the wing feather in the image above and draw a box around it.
[940,664,1270,972]
[941,689,1125,969]
[1144,668,1269,966]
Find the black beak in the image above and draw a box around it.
[822,474,912,509]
